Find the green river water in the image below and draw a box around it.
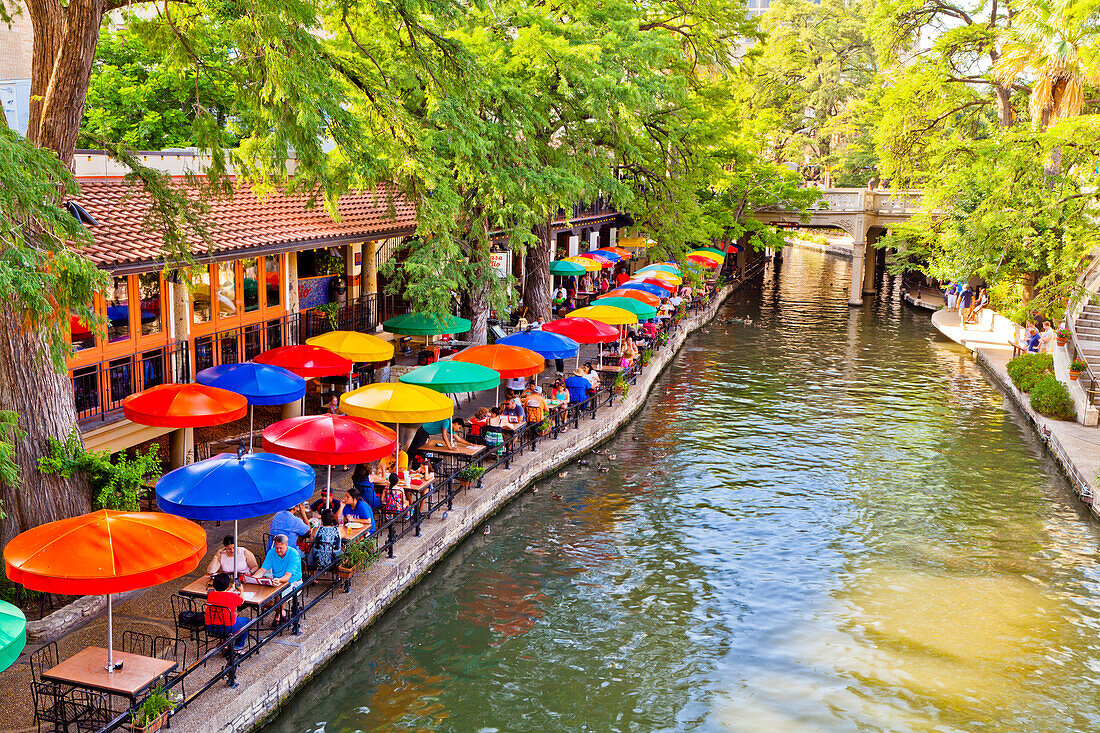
[263,247,1100,732]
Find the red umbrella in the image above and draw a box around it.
[578,253,614,268]
[605,289,662,308]
[262,415,396,503]
[5,510,205,670]
[687,254,721,268]
[123,383,247,428]
[630,277,677,292]
[542,317,619,344]
[252,344,353,379]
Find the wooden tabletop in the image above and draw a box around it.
[42,647,176,699]
[422,439,484,457]
[179,576,284,607]
[339,521,373,542]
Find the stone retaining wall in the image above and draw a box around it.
[169,285,737,733]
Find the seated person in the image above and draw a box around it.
[548,379,569,404]
[468,407,491,442]
[269,503,311,550]
[484,407,508,453]
[256,534,304,597]
[379,450,409,476]
[641,320,659,340]
[352,464,383,511]
[205,573,249,650]
[417,417,473,451]
[336,488,376,533]
[501,397,526,424]
[566,370,594,403]
[307,511,343,571]
[381,473,409,514]
[657,301,674,320]
[524,385,550,423]
[207,535,259,577]
[582,362,600,389]
[310,494,341,515]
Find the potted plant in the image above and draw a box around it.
[1056,328,1071,347]
[612,373,629,401]
[130,687,175,733]
[337,537,376,580]
[640,348,653,367]
[315,302,340,329]
[1069,359,1088,381]
[456,465,486,489]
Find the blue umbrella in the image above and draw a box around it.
[157,451,316,577]
[591,249,622,261]
[497,329,580,359]
[197,363,307,450]
[617,282,667,298]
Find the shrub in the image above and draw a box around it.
[1057,328,1071,339]
[1069,359,1088,372]
[1029,376,1077,421]
[1006,353,1054,392]
[38,430,161,511]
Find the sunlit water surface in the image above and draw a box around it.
[264,248,1100,732]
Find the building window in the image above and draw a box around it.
[138,272,162,336]
[242,258,261,313]
[70,311,96,352]
[265,255,281,308]
[217,262,237,319]
[107,275,130,343]
[193,267,212,324]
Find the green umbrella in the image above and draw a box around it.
[636,264,680,276]
[593,296,658,320]
[697,247,726,257]
[0,600,26,672]
[550,260,587,276]
[399,360,501,394]
[382,312,472,336]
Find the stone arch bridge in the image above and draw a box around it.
[754,188,922,306]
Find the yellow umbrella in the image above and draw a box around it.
[567,305,638,326]
[340,383,454,473]
[646,271,683,285]
[618,237,653,249]
[306,330,395,363]
[563,257,603,273]
[688,250,724,264]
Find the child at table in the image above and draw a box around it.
[205,573,249,650]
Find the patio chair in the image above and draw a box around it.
[29,643,109,733]
[153,634,190,699]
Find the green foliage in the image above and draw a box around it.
[38,431,161,511]
[612,372,629,401]
[1007,353,1055,392]
[1057,328,1071,338]
[640,348,653,366]
[0,411,24,517]
[131,686,176,728]
[1070,358,1089,371]
[456,465,486,483]
[1029,375,1076,420]
[0,578,41,607]
[315,302,340,330]
[340,537,378,570]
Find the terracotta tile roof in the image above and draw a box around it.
[71,178,418,271]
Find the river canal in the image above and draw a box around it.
[264,247,1100,732]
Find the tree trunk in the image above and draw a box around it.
[0,304,92,545]
[523,216,554,323]
[994,84,1014,129]
[460,220,492,346]
[1022,271,1034,304]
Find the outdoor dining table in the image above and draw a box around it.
[179,576,284,614]
[42,646,176,704]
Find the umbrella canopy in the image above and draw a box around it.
[606,288,661,308]
[630,277,677,293]
[688,254,721,268]
[252,344,353,379]
[566,305,638,326]
[549,260,588,276]
[601,246,634,259]
[616,282,668,298]
[0,601,25,673]
[617,236,648,249]
[196,363,306,406]
[382,312,472,336]
[636,264,680,277]
[263,415,396,466]
[340,383,454,424]
[697,247,726,257]
[4,510,206,595]
[563,257,602,273]
[497,329,580,359]
[726,242,744,253]
[578,252,614,267]
[593,296,658,320]
[156,452,317,520]
[305,331,395,363]
[399,361,501,394]
[689,250,724,264]
[542,317,619,344]
[646,271,683,285]
[588,249,621,262]
[123,384,247,428]
[452,344,545,379]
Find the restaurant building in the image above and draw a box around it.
[65,150,633,462]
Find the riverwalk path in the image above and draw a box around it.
[932,308,1100,513]
[0,280,742,733]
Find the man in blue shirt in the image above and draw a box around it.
[269,504,310,549]
[256,534,303,623]
[337,488,376,533]
[565,371,593,404]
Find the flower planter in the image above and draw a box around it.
[1070,370,1082,381]
[1056,336,1068,347]
[336,564,357,580]
[131,711,170,733]
[457,480,471,490]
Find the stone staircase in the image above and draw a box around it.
[1076,305,1100,361]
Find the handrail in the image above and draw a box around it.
[88,272,741,733]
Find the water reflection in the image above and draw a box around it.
[265,248,1099,733]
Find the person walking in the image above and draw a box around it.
[945,281,958,311]
[958,283,974,328]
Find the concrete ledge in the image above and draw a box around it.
[167,285,738,733]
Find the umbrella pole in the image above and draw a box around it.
[395,424,401,476]
[233,519,239,581]
[106,594,114,672]
[327,465,332,507]
[249,407,254,452]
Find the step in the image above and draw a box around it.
[1076,326,1100,339]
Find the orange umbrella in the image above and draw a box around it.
[452,345,543,379]
[606,288,661,308]
[603,246,633,259]
[123,383,247,428]
[4,510,206,670]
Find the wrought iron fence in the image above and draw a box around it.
[72,341,191,423]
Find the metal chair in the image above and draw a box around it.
[153,635,189,700]
[29,643,108,733]
[120,630,154,657]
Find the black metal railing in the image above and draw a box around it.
[72,342,191,423]
[302,293,381,340]
[88,278,739,733]
[193,313,302,373]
